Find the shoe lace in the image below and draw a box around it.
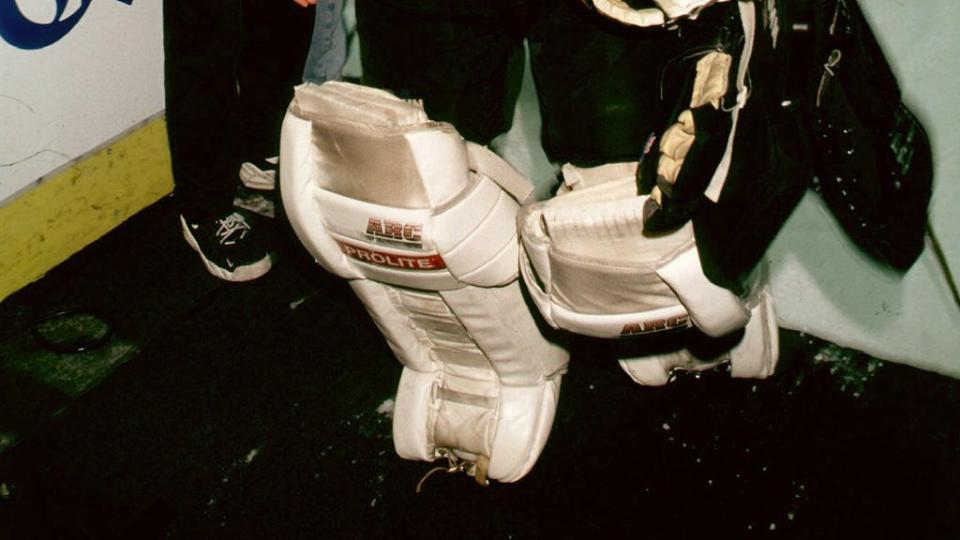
[215,213,251,246]
[415,449,490,493]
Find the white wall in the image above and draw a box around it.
[0,0,164,204]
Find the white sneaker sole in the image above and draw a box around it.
[180,216,273,282]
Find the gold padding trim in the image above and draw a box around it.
[0,115,173,302]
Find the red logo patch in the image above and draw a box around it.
[336,240,445,271]
[366,218,423,246]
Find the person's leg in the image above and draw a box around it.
[302,0,348,85]
[354,0,527,146]
[163,0,243,218]
[529,2,681,166]
[237,0,316,165]
[232,0,316,193]
[163,0,275,282]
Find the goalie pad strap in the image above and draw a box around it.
[466,142,537,204]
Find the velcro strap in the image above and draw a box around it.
[434,373,499,459]
[466,142,536,204]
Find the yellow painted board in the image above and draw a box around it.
[0,115,174,302]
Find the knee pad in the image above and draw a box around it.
[518,162,778,385]
[280,81,569,483]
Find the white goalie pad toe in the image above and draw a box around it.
[617,285,779,385]
[393,369,561,483]
[489,380,562,482]
[281,81,569,483]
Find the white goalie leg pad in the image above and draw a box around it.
[518,161,778,382]
[280,81,569,482]
[519,162,748,340]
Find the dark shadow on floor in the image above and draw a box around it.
[0,198,958,539]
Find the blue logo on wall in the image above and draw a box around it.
[0,0,133,50]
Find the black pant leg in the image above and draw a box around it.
[163,0,243,218]
[529,2,678,165]
[237,0,315,162]
[354,0,526,145]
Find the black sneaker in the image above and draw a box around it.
[180,208,274,282]
[239,156,278,191]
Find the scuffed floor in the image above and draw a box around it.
[0,198,958,539]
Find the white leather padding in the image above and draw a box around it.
[358,280,567,482]
[281,83,526,291]
[431,176,521,288]
[619,349,703,386]
[590,0,731,27]
[280,81,569,483]
[489,379,562,482]
[728,284,779,379]
[393,367,435,461]
[281,112,364,280]
[392,372,562,484]
[518,165,748,340]
[441,283,569,387]
[351,277,569,479]
[656,247,750,337]
[518,160,779,384]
